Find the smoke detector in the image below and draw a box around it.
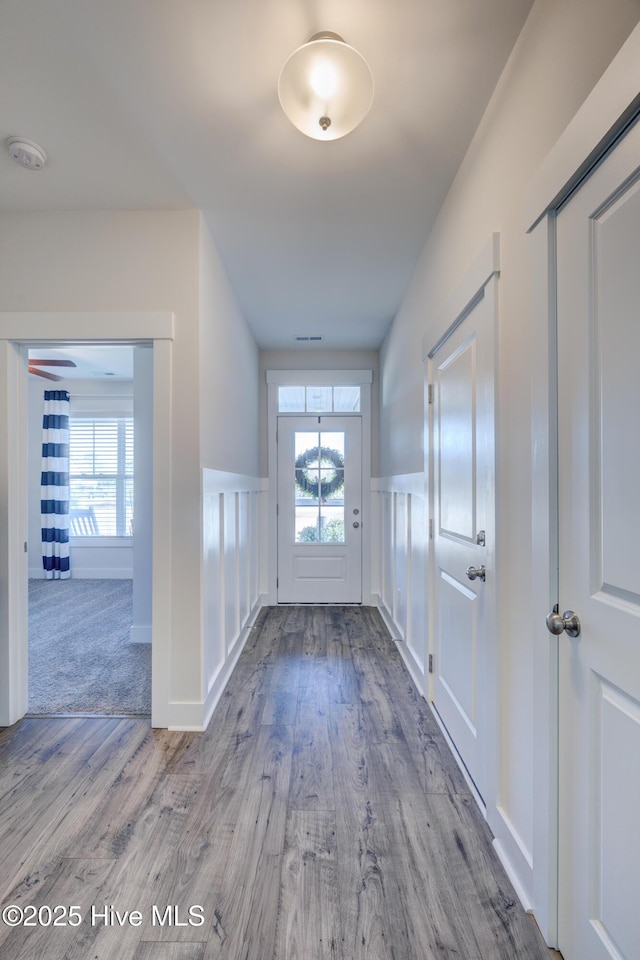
[6,137,47,170]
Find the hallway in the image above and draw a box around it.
[0,606,551,959]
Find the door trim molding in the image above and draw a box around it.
[422,233,500,361]
[0,312,174,728]
[527,20,640,947]
[422,233,500,832]
[266,370,372,605]
[525,22,640,231]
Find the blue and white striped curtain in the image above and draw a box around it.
[41,390,71,580]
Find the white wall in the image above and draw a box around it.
[200,218,260,476]
[259,348,380,477]
[196,216,262,727]
[377,0,640,929]
[0,208,261,727]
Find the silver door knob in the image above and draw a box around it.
[352,521,360,528]
[466,565,486,582]
[546,609,581,638]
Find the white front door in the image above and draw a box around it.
[277,416,362,603]
[430,286,495,801]
[555,117,640,960]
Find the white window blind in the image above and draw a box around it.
[278,384,361,413]
[69,418,134,537]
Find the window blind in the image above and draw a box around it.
[69,418,134,537]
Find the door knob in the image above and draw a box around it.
[546,608,581,638]
[466,565,486,582]
[352,521,360,528]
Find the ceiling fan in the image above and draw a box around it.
[28,358,77,381]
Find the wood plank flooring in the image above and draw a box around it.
[0,606,555,959]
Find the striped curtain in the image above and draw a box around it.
[41,390,71,579]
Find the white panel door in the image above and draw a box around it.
[556,117,640,960]
[277,416,362,603]
[431,288,495,801]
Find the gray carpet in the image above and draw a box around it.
[28,579,151,715]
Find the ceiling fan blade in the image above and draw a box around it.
[28,359,77,367]
[28,367,63,382]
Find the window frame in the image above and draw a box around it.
[69,416,134,539]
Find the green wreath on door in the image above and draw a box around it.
[294,446,344,499]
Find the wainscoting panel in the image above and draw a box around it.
[200,470,268,730]
[371,474,428,695]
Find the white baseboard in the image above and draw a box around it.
[28,568,132,580]
[168,596,266,732]
[492,805,535,914]
[373,594,401,639]
[430,702,487,816]
[72,569,133,579]
[129,624,151,644]
[372,592,427,700]
[493,838,534,915]
[396,640,426,699]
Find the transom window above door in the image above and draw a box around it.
[278,384,361,413]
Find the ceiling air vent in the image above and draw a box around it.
[294,335,323,342]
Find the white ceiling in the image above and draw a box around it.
[2,0,534,350]
[28,346,134,381]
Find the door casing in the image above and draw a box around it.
[0,312,173,728]
[276,415,362,604]
[526,21,640,946]
[266,370,373,606]
[422,234,500,825]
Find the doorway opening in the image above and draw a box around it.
[26,343,152,716]
[277,415,363,604]
[266,369,374,606]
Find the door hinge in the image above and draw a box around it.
[428,384,434,405]
[429,518,434,539]
[428,654,434,674]
[276,504,279,515]
[276,577,279,588]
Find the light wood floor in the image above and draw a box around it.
[0,606,556,959]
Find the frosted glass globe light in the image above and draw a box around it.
[278,33,374,141]
[310,60,339,100]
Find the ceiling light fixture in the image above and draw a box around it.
[6,136,47,170]
[278,32,374,141]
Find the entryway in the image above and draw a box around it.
[277,415,362,603]
[26,343,151,716]
[267,370,373,606]
[0,312,173,728]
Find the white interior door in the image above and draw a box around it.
[555,117,640,960]
[431,287,495,802]
[277,416,362,603]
